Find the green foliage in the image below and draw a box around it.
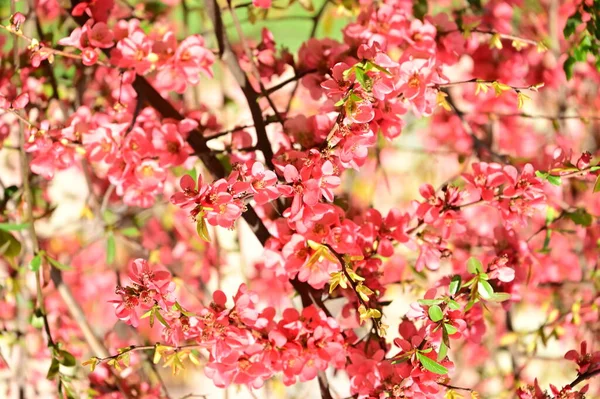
[565,208,593,227]
[412,0,428,21]
[416,351,448,374]
[563,1,600,79]
[535,170,562,186]
[0,230,21,259]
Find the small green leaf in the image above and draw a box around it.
[120,227,140,237]
[563,55,576,80]
[489,292,512,302]
[46,255,71,271]
[444,323,458,335]
[467,257,483,274]
[31,308,44,329]
[418,299,444,306]
[412,0,428,21]
[416,351,448,375]
[566,208,593,227]
[563,12,581,38]
[0,230,22,258]
[447,299,461,310]
[46,358,60,380]
[465,299,477,312]
[30,254,42,272]
[102,210,119,225]
[547,175,562,186]
[449,275,461,296]
[477,280,494,300]
[594,175,600,193]
[354,67,367,88]
[0,222,30,231]
[196,217,211,243]
[437,341,448,361]
[428,304,444,322]
[57,350,76,367]
[106,233,116,265]
[153,307,170,327]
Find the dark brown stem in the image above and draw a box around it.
[205,0,276,169]
[568,367,600,389]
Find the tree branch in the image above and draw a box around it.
[204,0,275,169]
[569,367,600,389]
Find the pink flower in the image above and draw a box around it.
[249,161,280,205]
[88,22,114,48]
[0,92,29,110]
[173,35,215,85]
[283,165,321,221]
[204,179,243,228]
[152,123,190,167]
[114,30,153,74]
[462,162,508,201]
[171,173,206,208]
[81,47,98,66]
[83,124,125,163]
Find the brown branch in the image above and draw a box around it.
[442,88,509,164]
[286,0,330,113]
[67,0,315,314]
[262,69,316,96]
[568,367,600,389]
[204,0,275,169]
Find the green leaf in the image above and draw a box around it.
[563,12,581,38]
[102,210,119,225]
[0,230,22,258]
[334,97,346,107]
[0,222,30,232]
[449,275,461,296]
[437,341,448,361]
[566,208,593,227]
[120,227,140,237]
[447,299,461,310]
[489,292,512,302]
[30,254,42,272]
[31,308,44,329]
[428,304,444,322]
[594,175,600,193]
[444,323,458,335]
[465,299,477,312]
[196,217,211,243]
[57,350,76,367]
[547,175,562,186]
[46,255,71,271]
[153,307,170,327]
[354,67,367,88]
[535,170,547,179]
[477,280,494,300]
[416,351,448,375]
[46,358,60,380]
[412,0,428,21]
[467,257,483,274]
[418,299,443,306]
[106,233,116,265]
[563,55,576,80]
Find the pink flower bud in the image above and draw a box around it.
[12,92,29,109]
[10,12,26,31]
[576,151,592,170]
[81,47,98,66]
